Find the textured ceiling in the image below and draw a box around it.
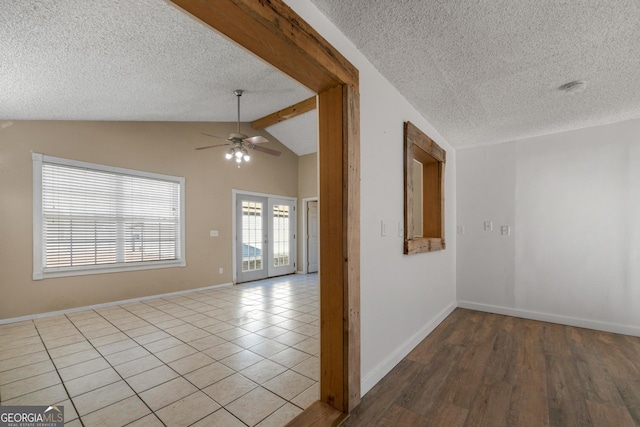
[0,0,316,154]
[7,1,639,151]
[265,110,318,156]
[311,0,640,148]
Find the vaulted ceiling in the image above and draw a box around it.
[0,0,316,155]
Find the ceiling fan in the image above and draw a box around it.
[196,89,281,166]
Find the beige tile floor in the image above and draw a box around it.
[0,274,319,426]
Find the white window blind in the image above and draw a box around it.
[33,154,185,279]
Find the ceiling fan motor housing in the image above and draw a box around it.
[229,133,248,141]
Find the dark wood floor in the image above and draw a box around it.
[344,309,640,427]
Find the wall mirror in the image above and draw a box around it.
[404,121,446,254]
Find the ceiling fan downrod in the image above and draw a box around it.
[234,89,243,135]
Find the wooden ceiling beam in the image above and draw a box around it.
[168,0,358,93]
[251,96,316,130]
[168,0,361,420]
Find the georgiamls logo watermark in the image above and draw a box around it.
[0,405,63,427]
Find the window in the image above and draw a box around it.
[33,154,185,279]
[403,121,446,254]
[271,203,291,267]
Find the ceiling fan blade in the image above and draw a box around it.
[201,133,228,140]
[243,135,269,145]
[195,143,231,150]
[251,145,281,157]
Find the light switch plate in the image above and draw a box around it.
[484,221,493,231]
[501,226,511,236]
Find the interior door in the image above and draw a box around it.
[307,200,319,273]
[236,195,268,283]
[268,198,297,277]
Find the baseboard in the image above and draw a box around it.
[0,282,234,325]
[361,301,457,395]
[457,300,640,338]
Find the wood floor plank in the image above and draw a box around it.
[405,345,438,366]
[445,340,496,409]
[342,359,421,426]
[542,323,572,357]
[507,366,550,427]
[515,320,546,372]
[397,344,466,416]
[483,328,517,386]
[621,333,640,357]
[377,404,423,427]
[586,400,637,427]
[598,333,640,380]
[545,354,593,427]
[395,344,464,415]
[611,377,640,426]
[343,309,640,427]
[470,312,500,345]
[570,329,626,406]
[464,381,512,427]
[425,402,468,427]
[406,310,465,364]
[445,310,482,346]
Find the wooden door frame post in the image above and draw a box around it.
[168,0,361,420]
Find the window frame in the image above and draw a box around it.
[32,153,186,280]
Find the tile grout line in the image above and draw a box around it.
[121,284,309,425]
[31,318,85,427]
[29,309,161,424]
[129,279,319,423]
[65,292,282,425]
[3,276,319,426]
[63,309,169,427]
[88,296,241,424]
[129,290,319,416]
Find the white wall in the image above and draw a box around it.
[286,1,458,395]
[457,119,640,336]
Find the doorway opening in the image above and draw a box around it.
[168,0,361,417]
[302,197,319,274]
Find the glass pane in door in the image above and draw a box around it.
[272,204,290,267]
[242,201,263,272]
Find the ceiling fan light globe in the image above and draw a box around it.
[243,154,250,161]
[225,152,233,160]
[235,150,243,159]
[235,156,242,163]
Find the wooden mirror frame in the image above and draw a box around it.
[168,1,360,424]
[404,121,446,254]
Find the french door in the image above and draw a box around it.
[235,193,296,283]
